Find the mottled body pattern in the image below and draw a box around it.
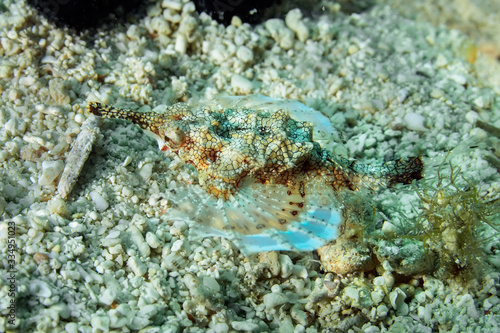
[89,99,423,255]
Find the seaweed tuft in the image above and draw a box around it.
[411,159,500,285]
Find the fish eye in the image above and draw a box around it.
[164,127,186,147]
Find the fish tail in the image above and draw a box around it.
[328,155,424,190]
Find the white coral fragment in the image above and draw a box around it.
[58,115,101,198]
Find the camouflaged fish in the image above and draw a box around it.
[88,96,423,255]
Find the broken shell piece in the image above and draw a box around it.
[58,115,101,199]
[33,252,50,263]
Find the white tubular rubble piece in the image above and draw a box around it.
[58,114,101,199]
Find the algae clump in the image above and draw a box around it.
[411,159,499,285]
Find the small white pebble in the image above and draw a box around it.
[0,150,10,162]
[377,304,388,318]
[449,74,466,86]
[383,272,395,289]
[174,34,187,55]
[162,0,182,10]
[232,320,259,331]
[271,284,282,293]
[484,296,500,310]
[90,315,110,332]
[0,65,11,79]
[236,46,253,63]
[29,279,52,298]
[171,239,184,252]
[263,292,288,309]
[425,34,435,46]
[146,232,161,248]
[89,191,109,211]
[203,276,220,292]
[7,30,18,39]
[231,74,253,94]
[397,88,409,103]
[39,160,64,186]
[430,89,443,99]
[170,221,187,236]
[138,163,153,181]
[231,16,242,27]
[88,211,99,220]
[279,255,294,278]
[108,244,123,255]
[127,256,148,276]
[381,221,397,236]
[74,114,85,124]
[4,118,17,135]
[123,156,133,167]
[48,197,69,217]
[465,111,479,124]
[389,288,408,315]
[19,76,36,86]
[265,19,295,50]
[99,289,117,306]
[285,8,309,42]
[435,54,448,67]
[347,44,359,55]
[373,276,385,286]
[122,187,133,198]
[371,288,385,305]
[138,304,158,317]
[470,127,487,140]
[403,112,426,131]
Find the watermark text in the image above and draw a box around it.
[6,220,17,326]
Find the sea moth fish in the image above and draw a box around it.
[88,96,423,256]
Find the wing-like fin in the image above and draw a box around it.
[164,177,343,256]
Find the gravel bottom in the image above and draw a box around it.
[0,0,499,332]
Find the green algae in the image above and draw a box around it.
[410,158,500,284]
